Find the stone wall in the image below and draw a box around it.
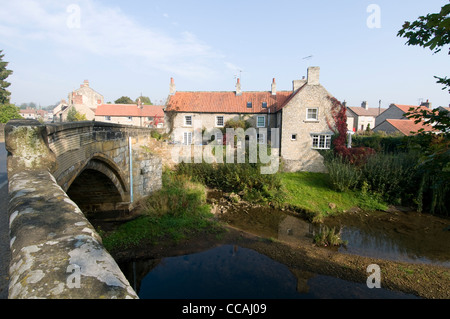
[170,112,277,144]
[46,121,161,208]
[7,169,137,299]
[5,120,140,298]
[280,84,335,173]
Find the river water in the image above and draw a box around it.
[120,244,419,299]
[118,192,450,299]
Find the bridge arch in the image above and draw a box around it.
[66,154,131,215]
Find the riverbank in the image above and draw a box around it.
[110,217,449,299]
[99,172,449,299]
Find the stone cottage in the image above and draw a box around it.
[165,67,338,173]
[53,80,104,122]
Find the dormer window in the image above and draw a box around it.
[262,102,268,108]
[247,102,252,108]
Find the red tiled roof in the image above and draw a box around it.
[95,104,164,117]
[386,119,436,136]
[393,104,429,114]
[165,91,294,114]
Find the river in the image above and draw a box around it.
[116,190,450,299]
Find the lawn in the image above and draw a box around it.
[280,171,387,221]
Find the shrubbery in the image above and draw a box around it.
[175,160,285,206]
[324,133,450,216]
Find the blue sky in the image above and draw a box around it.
[1,0,449,109]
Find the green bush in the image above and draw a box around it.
[313,225,347,247]
[102,172,216,252]
[175,160,285,206]
[361,151,419,205]
[324,154,362,192]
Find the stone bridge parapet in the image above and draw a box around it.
[4,119,162,299]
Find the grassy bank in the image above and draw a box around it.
[99,162,389,252]
[280,171,388,222]
[100,172,222,253]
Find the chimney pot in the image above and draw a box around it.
[420,99,431,108]
[236,77,242,96]
[271,78,277,95]
[169,77,176,95]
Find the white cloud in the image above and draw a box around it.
[0,0,225,79]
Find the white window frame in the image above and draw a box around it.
[104,116,111,121]
[184,115,192,127]
[306,108,319,121]
[216,116,224,127]
[183,131,193,145]
[311,134,332,150]
[257,116,266,128]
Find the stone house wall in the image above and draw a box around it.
[280,84,335,173]
[170,112,277,144]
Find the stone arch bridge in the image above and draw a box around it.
[5,120,162,299]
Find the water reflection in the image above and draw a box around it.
[216,198,450,267]
[325,211,450,267]
[119,245,419,299]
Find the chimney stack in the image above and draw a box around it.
[236,78,242,96]
[271,78,277,95]
[169,77,176,95]
[420,99,431,108]
[83,80,89,87]
[292,76,306,92]
[307,66,320,85]
[362,101,369,110]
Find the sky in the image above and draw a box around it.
[0,0,449,109]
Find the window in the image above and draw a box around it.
[147,116,154,121]
[104,116,111,121]
[247,102,253,108]
[291,134,297,141]
[127,116,133,121]
[311,134,332,149]
[257,133,266,145]
[262,102,268,108]
[306,108,319,121]
[216,116,224,127]
[184,115,192,126]
[183,132,193,145]
[257,116,265,128]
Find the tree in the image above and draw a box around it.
[0,103,21,123]
[0,50,13,104]
[114,96,134,104]
[66,107,87,122]
[135,96,152,105]
[398,3,450,134]
[397,3,450,93]
[326,96,375,165]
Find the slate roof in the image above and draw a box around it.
[347,107,387,117]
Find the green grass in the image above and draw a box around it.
[280,171,388,221]
[101,172,222,252]
[101,169,389,252]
